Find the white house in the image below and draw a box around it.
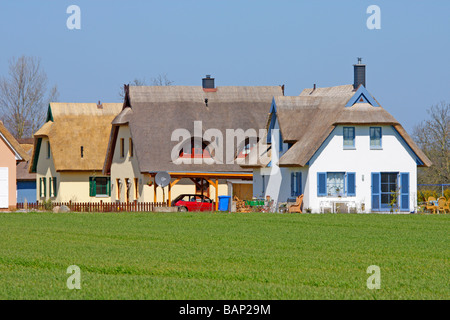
[243,62,431,213]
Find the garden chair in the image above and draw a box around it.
[289,194,303,213]
[425,197,438,214]
[437,197,449,214]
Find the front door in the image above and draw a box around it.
[372,172,409,212]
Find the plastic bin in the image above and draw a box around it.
[218,196,231,211]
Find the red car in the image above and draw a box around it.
[171,194,214,212]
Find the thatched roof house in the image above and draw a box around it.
[243,84,431,168]
[103,84,283,175]
[103,80,282,206]
[28,102,122,203]
[30,103,123,173]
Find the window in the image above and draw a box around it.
[129,138,133,157]
[237,138,258,158]
[120,138,125,157]
[179,138,211,158]
[370,127,382,149]
[327,172,345,196]
[134,178,139,199]
[47,141,51,159]
[291,172,302,197]
[343,127,355,148]
[89,177,111,197]
[262,175,265,194]
[49,177,57,197]
[125,178,130,203]
[39,177,47,198]
[317,172,356,197]
[81,146,84,158]
[116,178,121,199]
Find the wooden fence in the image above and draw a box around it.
[16,200,173,213]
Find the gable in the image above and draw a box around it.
[345,85,379,107]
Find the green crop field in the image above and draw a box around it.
[0,212,448,299]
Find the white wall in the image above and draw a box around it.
[307,125,418,213]
[253,124,419,213]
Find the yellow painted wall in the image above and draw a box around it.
[110,125,231,203]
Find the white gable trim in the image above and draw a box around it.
[0,132,23,161]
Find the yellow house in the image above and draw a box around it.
[29,102,122,202]
[103,77,283,208]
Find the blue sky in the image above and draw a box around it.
[0,0,449,132]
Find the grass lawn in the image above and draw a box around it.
[0,211,448,299]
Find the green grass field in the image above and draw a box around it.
[0,212,448,299]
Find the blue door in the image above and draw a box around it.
[17,181,37,203]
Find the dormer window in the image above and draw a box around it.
[179,138,211,158]
[236,138,258,159]
[120,138,125,158]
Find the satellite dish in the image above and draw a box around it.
[155,171,171,188]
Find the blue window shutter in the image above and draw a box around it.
[279,129,283,152]
[317,172,326,197]
[297,172,302,196]
[371,173,380,210]
[347,172,356,196]
[54,177,57,197]
[400,173,409,211]
[291,173,295,197]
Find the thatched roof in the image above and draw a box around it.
[243,84,431,168]
[30,103,122,172]
[0,121,29,161]
[103,85,283,174]
[17,146,35,181]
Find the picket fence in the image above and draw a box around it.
[16,200,177,213]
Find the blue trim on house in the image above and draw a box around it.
[345,85,379,107]
[400,172,410,212]
[270,97,277,114]
[306,127,336,167]
[267,112,277,144]
[391,126,424,166]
